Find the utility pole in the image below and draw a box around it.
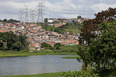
[37,2,44,23]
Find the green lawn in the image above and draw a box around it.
[3,72,64,77]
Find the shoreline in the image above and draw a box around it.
[0,51,76,57]
[2,72,65,77]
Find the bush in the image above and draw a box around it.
[62,67,99,77]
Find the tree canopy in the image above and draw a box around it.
[0,31,28,51]
[78,7,116,71]
[80,8,116,46]
[89,22,116,70]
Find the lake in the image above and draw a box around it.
[0,55,82,76]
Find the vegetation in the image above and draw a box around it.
[0,50,77,57]
[0,31,28,51]
[75,7,116,77]
[54,43,62,50]
[77,16,82,19]
[0,42,77,57]
[3,66,116,77]
[54,23,82,33]
[41,23,55,31]
[63,67,99,77]
[89,22,116,70]
[61,56,81,59]
[41,22,82,34]
[41,42,78,53]
[0,50,39,57]
[41,43,78,53]
[1,8,116,77]
[56,45,78,53]
[3,72,64,77]
[41,42,53,49]
[3,68,116,77]
[0,19,20,23]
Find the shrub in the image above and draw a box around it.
[62,67,99,77]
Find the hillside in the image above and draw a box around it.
[41,22,82,34]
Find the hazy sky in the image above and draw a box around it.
[0,0,116,20]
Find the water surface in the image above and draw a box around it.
[0,55,82,76]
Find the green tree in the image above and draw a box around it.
[77,45,91,71]
[12,41,23,51]
[77,16,82,19]
[47,25,55,31]
[3,19,7,22]
[44,18,48,23]
[78,7,116,71]
[0,31,28,51]
[54,43,62,50]
[80,8,116,46]
[41,42,52,49]
[89,22,116,70]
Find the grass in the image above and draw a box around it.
[2,69,116,77]
[61,56,81,59]
[2,66,116,77]
[65,26,81,33]
[0,51,76,57]
[3,72,64,77]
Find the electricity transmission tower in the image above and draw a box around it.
[37,2,44,23]
[30,9,36,23]
[19,9,24,23]
[18,2,45,23]
[24,6,29,23]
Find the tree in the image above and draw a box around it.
[12,41,23,51]
[47,25,55,31]
[89,22,116,70]
[80,8,116,46]
[3,19,7,22]
[54,43,62,50]
[44,18,48,23]
[77,45,91,71]
[77,16,82,19]
[0,31,28,51]
[41,42,52,49]
[78,7,116,71]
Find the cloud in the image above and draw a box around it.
[0,0,116,20]
[91,3,116,13]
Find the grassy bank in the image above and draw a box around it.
[0,51,76,57]
[2,68,116,77]
[3,72,64,77]
[61,56,81,59]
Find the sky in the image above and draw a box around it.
[0,0,116,20]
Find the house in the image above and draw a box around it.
[29,43,41,51]
[48,19,53,23]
